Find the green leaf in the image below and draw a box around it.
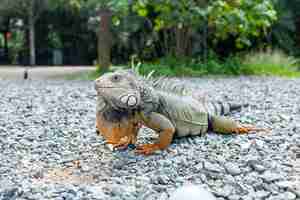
[137,8,148,17]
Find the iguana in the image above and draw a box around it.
[94,69,264,155]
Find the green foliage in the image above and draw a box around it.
[241,49,300,76]
[208,0,277,49]
[270,0,299,54]
[67,49,300,80]
[134,50,300,78]
[132,0,278,58]
[0,0,49,19]
[133,0,207,31]
[78,0,131,19]
[8,30,24,64]
[137,53,242,77]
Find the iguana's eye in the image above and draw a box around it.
[111,75,121,82]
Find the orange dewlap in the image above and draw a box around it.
[96,113,140,144]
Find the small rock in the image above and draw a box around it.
[157,175,169,185]
[285,192,297,200]
[169,185,216,200]
[87,186,107,198]
[32,170,44,179]
[194,162,203,171]
[290,184,300,197]
[157,192,168,200]
[224,163,241,176]
[252,164,266,173]
[61,192,76,200]
[214,185,233,198]
[261,171,283,182]
[228,195,242,200]
[279,114,290,121]
[240,142,252,151]
[1,188,20,200]
[270,116,281,123]
[255,190,270,199]
[80,164,90,172]
[204,162,223,173]
[275,181,293,189]
[254,140,265,150]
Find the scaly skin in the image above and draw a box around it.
[94,70,266,155]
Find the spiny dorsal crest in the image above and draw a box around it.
[130,64,192,96]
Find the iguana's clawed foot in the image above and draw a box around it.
[106,135,135,150]
[233,125,269,134]
[135,144,160,155]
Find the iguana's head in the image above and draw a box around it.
[94,70,141,110]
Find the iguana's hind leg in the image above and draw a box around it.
[136,112,175,155]
[210,115,267,134]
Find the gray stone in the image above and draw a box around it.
[169,185,216,200]
[240,142,252,151]
[214,185,234,198]
[284,192,297,200]
[194,162,203,171]
[224,163,241,176]
[157,175,170,185]
[80,164,90,172]
[204,162,223,173]
[275,181,293,189]
[1,188,20,200]
[255,190,270,199]
[252,164,266,173]
[228,195,242,200]
[261,171,283,182]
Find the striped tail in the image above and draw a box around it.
[207,101,249,116]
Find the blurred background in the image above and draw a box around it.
[0,0,300,78]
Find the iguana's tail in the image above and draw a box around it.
[207,101,249,116]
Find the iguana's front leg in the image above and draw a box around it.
[106,134,138,149]
[136,112,175,155]
[210,115,267,134]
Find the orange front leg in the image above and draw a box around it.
[136,112,175,155]
[136,128,174,155]
[107,133,138,149]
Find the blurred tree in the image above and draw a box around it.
[208,0,277,49]
[270,0,300,54]
[0,0,49,66]
[36,1,96,65]
[65,0,131,71]
[0,16,10,62]
[133,0,208,58]
[133,0,277,57]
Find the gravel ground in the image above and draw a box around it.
[0,77,299,200]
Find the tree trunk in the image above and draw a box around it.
[3,32,8,60]
[97,8,113,73]
[297,17,300,49]
[175,26,190,58]
[28,14,36,66]
[3,19,9,62]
